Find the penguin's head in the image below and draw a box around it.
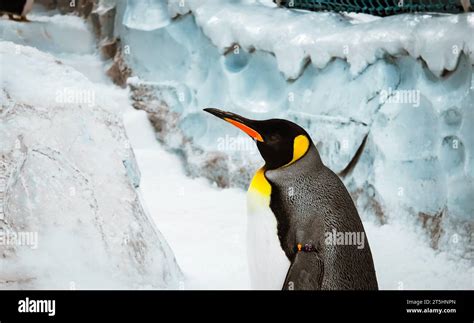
[204,108,312,170]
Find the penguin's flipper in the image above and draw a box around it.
[282,252,324,290]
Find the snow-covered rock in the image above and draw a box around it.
[105,0,473,256]
[0,39,182,289]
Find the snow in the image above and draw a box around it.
[0,13,95,54]
[365,221,472,289]
[123,110,251,289]
[0,16,181,289]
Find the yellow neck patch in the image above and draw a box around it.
[284,135,310,167]
[248,167,271,197]
[247,167,272,211]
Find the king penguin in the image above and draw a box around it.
[204,108,378,290]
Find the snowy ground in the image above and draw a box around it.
[1,6,472,289]
[124,110,251,289]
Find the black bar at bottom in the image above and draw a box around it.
[0,290,472,321]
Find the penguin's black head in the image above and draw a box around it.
[204,108,312,170]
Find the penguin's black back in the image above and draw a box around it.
[265,144,378,290]
[0,0,27,15]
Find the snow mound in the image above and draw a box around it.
[0,41,182,289]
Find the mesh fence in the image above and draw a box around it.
[278,0,472,16]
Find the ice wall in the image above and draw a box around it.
[110,0,473,256]
[0,14,182,288]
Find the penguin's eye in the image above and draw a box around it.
[268,134,280,143]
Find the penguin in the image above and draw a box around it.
[204,108,378,290]
[0,0,34,22]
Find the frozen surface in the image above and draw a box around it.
[0,14,182,289]
[124,110,251,289]
[168,0,474,78]
[364,221,472,289]
[123,0,171,31]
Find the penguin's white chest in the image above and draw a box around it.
[246,169,290,290]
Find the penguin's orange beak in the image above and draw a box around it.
[204,108,264,142]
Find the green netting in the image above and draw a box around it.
[278,0,472,16]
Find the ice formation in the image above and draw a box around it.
[114,0,473,256]
[123,0,171,31]
[0,14,182,289]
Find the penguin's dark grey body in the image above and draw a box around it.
[204,108,378,290]
[266,143,378,290]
